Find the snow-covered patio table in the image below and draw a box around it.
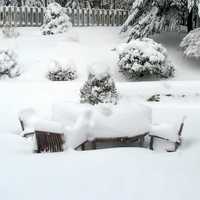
[52,101,152,149]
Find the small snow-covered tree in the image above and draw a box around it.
[118,38,175,80]
[0,50,20,79]
[80,63,118,105]
[42,2,72,35]
[47,60,77,81]
[180,27,200,58]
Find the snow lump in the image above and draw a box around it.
[80,63,119,105]
[42,2,72,35]
[118,38,175,80]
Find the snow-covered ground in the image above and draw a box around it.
[0,27,125,81]
[1,27,200,200]
[0,27,200,81]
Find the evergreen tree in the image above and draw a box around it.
[80,63,118,105]
[121,0,200,41]
[41,2,72,35]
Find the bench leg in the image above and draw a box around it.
[81,143,85,151]
[92,140,96,150]
[138,136,145,147]
[149,136,154,150]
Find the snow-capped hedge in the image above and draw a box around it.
[80,63,118,105]
[47,61,77,81]
[118,38,175,80]
[42,3,72,35]
[180,28,200,59]
[0,50,20,79]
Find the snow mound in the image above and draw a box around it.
[87,62,111,80]
[0,134,32,155]
[0,50,21,79]
[42,3,72,35]
[180,28,200,58]
[118,38,175,80]
[81,62,118,105]
[34,120,65,134]
[47,60,78,81]
[90,102,152,139]
[150,123,180,142]
[52,101,152,148]
[18,108,39,134]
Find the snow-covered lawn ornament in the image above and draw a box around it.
[47,60,77,81]
[0,50,20,79]
[42,2,72,35]
[180,28,200,58]
[80,63,119,105]
[118,38,175,80]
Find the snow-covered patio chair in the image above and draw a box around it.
[19,108,65,153]
[33,120,65,153]
[149,117,186,152]
[18,108,37,138]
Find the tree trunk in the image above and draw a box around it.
[187,9,193,32]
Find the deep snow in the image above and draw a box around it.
[0,27,200,200]
[0,27,200,81]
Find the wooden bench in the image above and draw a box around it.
[34,131,65,153]
[76,133,148,151]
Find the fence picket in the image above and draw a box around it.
[0,6,128,27]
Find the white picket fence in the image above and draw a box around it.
[0,6,128,27]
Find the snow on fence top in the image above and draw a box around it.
[0,6,128,27]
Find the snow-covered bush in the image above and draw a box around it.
[42,2,72,35]
[80,63,118,105]
[180,28,200,58]
[118,38,175,80]
[47,61,77,81]
[2,23,19,38]
[26,0,44,7]
[0,50,20,79]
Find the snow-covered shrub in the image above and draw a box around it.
[42,2,72,35]
[180,28,200,58]
[0,50,20,78]
[26,0,44,7]
[2,24,19,38]
[80,63,118,105]
[2,15,19,38]
[47,61,77,81]
[118,38,175,80]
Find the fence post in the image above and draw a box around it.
[87,9,90,26]
[41,7,44,26]
[82,9,84,26]
[92,9,95,26]
[71,9,74,26]
[97,9,100,26]
[102,9,105,26]
[77,9,80,26]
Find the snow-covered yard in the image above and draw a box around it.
[1,26,200,200]
[0,27,200,81]
[0,82,200,200]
